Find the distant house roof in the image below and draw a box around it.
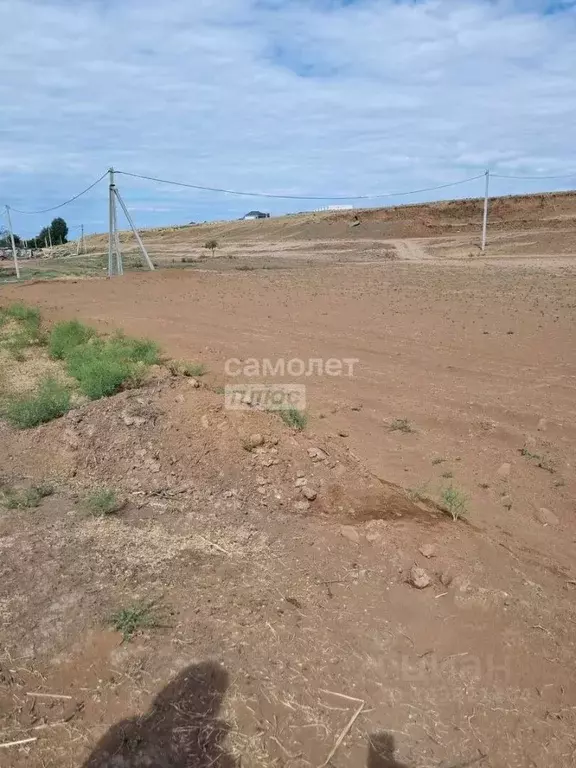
[243,211,269,219]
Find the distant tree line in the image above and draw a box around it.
[0,217,68,249]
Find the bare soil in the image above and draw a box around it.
[1,198,576,767]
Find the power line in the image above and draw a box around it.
[9,171,108,215]
[492,171,576,180]
[116,169,486,201]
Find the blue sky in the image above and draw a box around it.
[1,0,576,238]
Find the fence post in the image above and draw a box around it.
[481,170,490,252]
[5,205,20,279]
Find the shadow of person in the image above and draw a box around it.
[82,660,234,768]
[367,732,411,768]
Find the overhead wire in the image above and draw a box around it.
[6,167,576,219]
[492,171,576,180]
[115,170,486,201]
[9,171,109,215]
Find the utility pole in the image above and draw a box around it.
[81,223,85,254]
[5,205,20,279]
[114,187,155,271]
[108,167,124,276]
[481,169,490,252]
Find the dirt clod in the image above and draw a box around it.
[408,565,432,589]
[340,525,360,543]
[419,543,436,559]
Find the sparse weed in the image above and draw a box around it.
[3,377,71,428]
[407,484,429,503]
[389,418,415,434]
[431,457,446,465]
[85,488,123,516]
[109,601,159,641]
[279,408,307,431]
[441,486,468,521]
[519,447,541,461]
[169,360,206,377]
[441,471,454,479]
[518,447,556,474]
[0,303,44,357]
[2,303,41,330]
[1,484,54,509]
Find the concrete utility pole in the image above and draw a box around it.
[108,168,154,275]
[481,169,490,252]
[108,167,122,276]
[114,187,155,271]
[5,205,20,279]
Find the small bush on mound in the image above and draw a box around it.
[4,377,71,428]
[49,319,95,360]
[279,408,307,431]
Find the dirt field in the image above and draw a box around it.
[1,199,576,767]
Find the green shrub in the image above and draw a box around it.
[279,408,307,431]
[66,344,133,399]
[3,377,71,428]
[107,334,160,365]
[441,486,468,521]
[64,332,159,400]
[49,320,95,359]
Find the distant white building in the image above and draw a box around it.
[315,205,354,212]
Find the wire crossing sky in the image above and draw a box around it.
[2,0,576,236]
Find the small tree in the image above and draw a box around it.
[50,217,68,245]
[0,228,21,248]
[204,239,218,256]
[36,226,51,248]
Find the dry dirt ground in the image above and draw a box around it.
[1,198,576,767]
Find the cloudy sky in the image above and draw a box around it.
[1,0,576,237]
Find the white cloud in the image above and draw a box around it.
[1,0,575,236]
